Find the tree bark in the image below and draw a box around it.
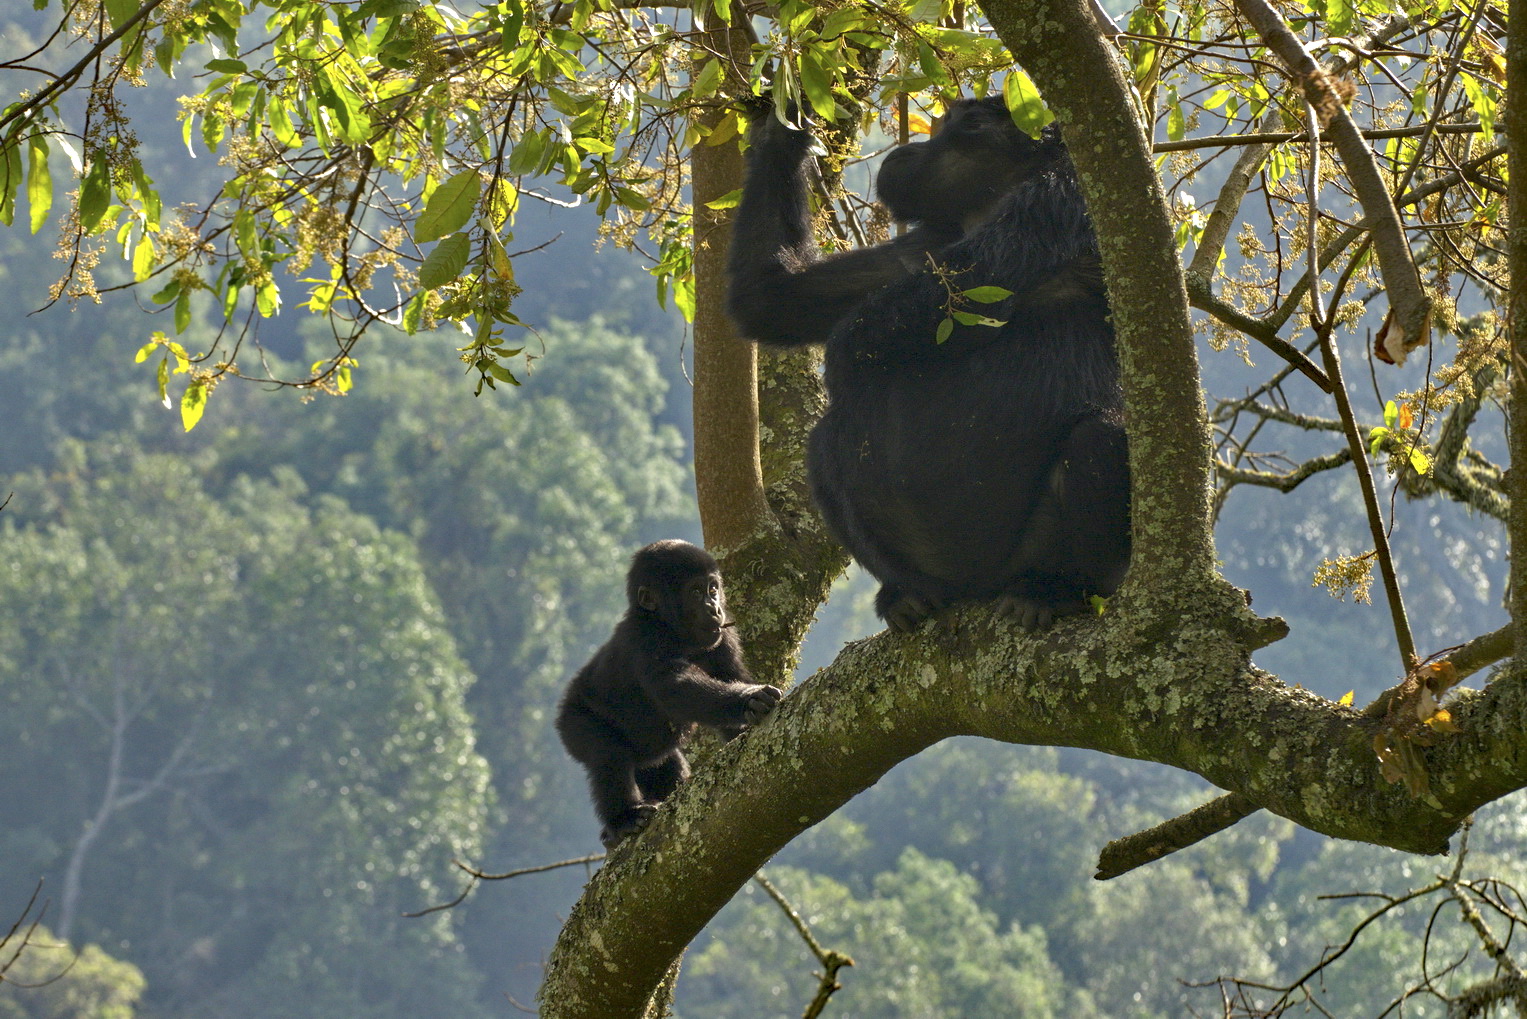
[1509,0,1527,660]
[691,21,770,553]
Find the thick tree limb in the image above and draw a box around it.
[1095,621,1516,883]
[980,0,1215,591]
[692,21,771,552]
[539,590,1527,1016]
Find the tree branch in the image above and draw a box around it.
[539,586,1527,1015]
[1095,792,1260,880]
[1232,0,1433,363]
[1509,0,1527,663]
[753,872,854,1018]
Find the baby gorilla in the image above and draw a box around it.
[556,540,783,847]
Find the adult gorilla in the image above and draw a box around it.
[727,97,1130,631]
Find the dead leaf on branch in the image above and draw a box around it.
[1372,661,1462,806]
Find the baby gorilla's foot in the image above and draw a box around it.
[599,803,658,849]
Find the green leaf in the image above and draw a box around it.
[256,279,280,317]
[104,0,138,32]
[916,41,948,86]
[419,231,473,289]
[672,275,695,322]
[1166,87,1185,142]
[820,9,864,38]
[132,232,155,280]
[692,58,723,101]
[507,130,545,176]
[1327,0,1354,37]
[961,286,1012,303]
[205,58,248,74]
[951,311,1004,328]
[1002,71,1054,138]
[234,208,261,262]
[486,362,521,385]
[614,187,650,211]
[417,169,481,244]
[935,317,954,344]
[1368,426,1389,458]
[704,189,743,210]
[79,159,111,232]
[175,288,192,333]
[180,380,208,431]
[402,292,427,334]
[1384,399,1398,428]
[798,51,835,120]
[25,135,50,234]
[0,142,21,226]
[267,95,300,148]
[156,355,170,407]
[910,0,943,22]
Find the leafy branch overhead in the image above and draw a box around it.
[0,0,1050,424]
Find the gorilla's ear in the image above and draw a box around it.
[637,586,660,613]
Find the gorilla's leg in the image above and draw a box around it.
[635,749,691,805]
[559,706,654,846]
[1054,414,1131,592]
[809,426,952,633]
[997,414,1130,629]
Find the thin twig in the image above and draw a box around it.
[753,871,854,1019]
[402,853,606,918]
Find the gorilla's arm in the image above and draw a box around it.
[639,658,782,728]
[727,115,957,347]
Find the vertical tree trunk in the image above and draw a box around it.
[1509,0,1527,661]
[978,0,1217,602]
[691,20,770,552]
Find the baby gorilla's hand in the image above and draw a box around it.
[742,684,784,726]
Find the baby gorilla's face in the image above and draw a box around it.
[675,572,727,651]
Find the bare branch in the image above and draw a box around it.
[1232,0,1433,363]
[402,854,606,918]
[1094,792,1260,880]
[753,872,855,1019]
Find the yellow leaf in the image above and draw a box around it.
[180,381,207,432]
[907,113,933,136]
[1425,708,1458,733]
[1338,690,1354,706]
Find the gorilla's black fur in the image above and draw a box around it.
[728,98,1130,631]
[556,540,781,846]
